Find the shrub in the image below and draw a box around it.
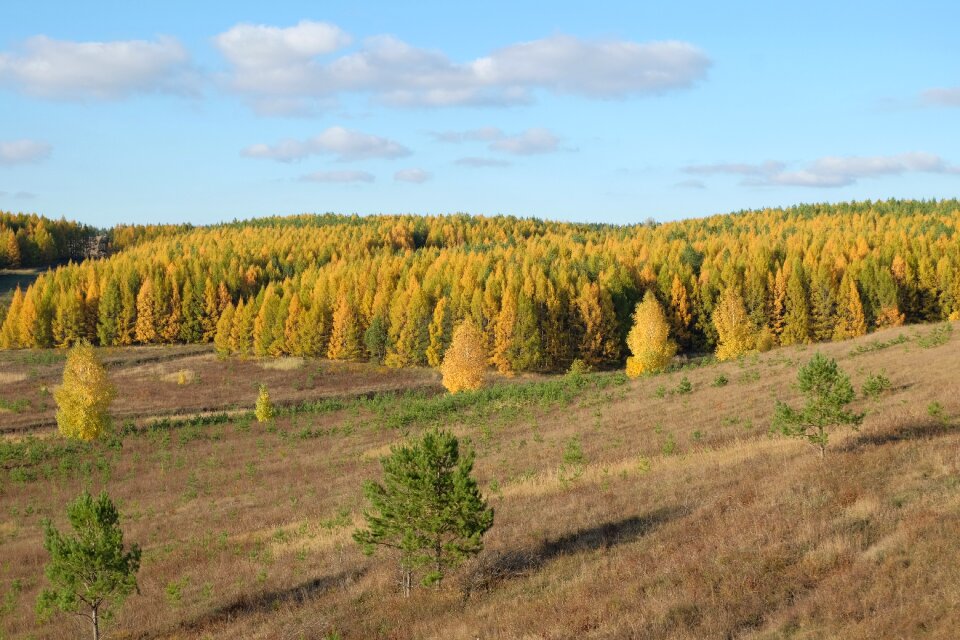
[711,374,729,388]
[861,373,892,398]
[675,376,693,395]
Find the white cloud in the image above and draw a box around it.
[455,157,511,168]
[299,170,374,183]
[429,127,504,143]
[489,128,560,155]
[0,35,196,100]
[430,126,563,155]
[698,152,960,188]
[242,126,410,162]
[214,23,710,111]
[673,179,706,189]
[215,21,350,69]
[682,161,785,176]
[394,168,431,183]
[921,87,960,107]
[0,139,52,165]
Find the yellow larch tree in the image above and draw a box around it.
[713,287,756,361]
[440,321,487,394]
[625,290,677,378]
[134,278,159,344]
[54,342,116,441]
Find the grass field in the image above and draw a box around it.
[1,322,958,639]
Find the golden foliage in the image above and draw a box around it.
[713,288,756,361]
[254,384,274,423]
[54,342,115,441]
[625,291,677,377]
[440,321,487,394]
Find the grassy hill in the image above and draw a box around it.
[0,321,957,639]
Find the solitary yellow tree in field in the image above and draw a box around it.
[54,342,115,441]
[254,384,274,423]
[439,321,486,394]
[713,287,756,361]
[625,290,677,378]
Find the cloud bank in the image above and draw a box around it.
[684,153,959,188]
[0,35,197,100]
[299,170,374,183]
[213,21,711,112]
[242,126,410,162]
[0,139,52,165]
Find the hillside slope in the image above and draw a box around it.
[0,322,957,639]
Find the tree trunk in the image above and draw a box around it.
[402,568,411,598]
[92,605,100,640]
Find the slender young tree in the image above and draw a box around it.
[354,429,494,595]
[37,491,141,640]
[713,287,756,361]
[773,352,863,457]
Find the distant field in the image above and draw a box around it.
[0,268,43,316]
[0,323,958,639]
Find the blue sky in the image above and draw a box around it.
[1,0,958,227]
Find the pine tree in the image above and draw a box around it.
[37,491,141,640]
[230,298,255,357]
[179,278,205,343]
[213,302,235,357]
[770,268,787,341]
[780,266,811,346]
[833,275,867,340]
[425,297,452,368]
[491,287,518,374]
[354,429,494,595]
[96,278,122,347]
[54,343,115,441]
[328,290,363,360]
[713,287,756,361]
[669,274,692,347]
[625,290,677,377]
[364,315,389,364]
[134,278,159,344]
[0,286,24,348]
[439,321,487,394]
[773,353,863,457]
[201,278,220,342]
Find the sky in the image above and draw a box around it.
[0,0,958,227]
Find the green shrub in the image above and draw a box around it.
[861,373,892,398]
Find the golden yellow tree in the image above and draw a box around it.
[669,274,692,345]
[54,342,115,441]
[713,287,756,361]
[327,289,363,360]
[625,290,677,378]
[0,286,24,348]
[833,275,867,341]
[134,278,158,344]
[440,321,487,394]
[254,384,274,423]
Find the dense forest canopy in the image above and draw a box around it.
[0,212,100,268]
[1,199,958,372]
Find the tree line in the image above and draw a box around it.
[0,212,100,269]
[2,199,959,371]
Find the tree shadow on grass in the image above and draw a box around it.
[843,418,955,451]
[459,505,686,599]
[139,568,365,638]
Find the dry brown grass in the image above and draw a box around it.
[0,322,958,639]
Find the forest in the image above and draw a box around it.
[1,199,958,374]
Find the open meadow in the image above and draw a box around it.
[1,322,957,639]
